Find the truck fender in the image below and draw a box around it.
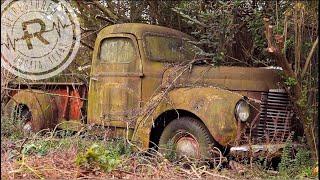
[132,87,243,149]
[3,90,58,132]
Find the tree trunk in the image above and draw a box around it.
[263,18,317,161]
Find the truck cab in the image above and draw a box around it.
[88,23,199,128]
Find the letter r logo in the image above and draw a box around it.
[22,18,49,50]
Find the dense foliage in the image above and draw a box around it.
[71,1,317,67]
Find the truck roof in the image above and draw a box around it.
[98,23,194,40]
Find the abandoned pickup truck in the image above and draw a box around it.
[4,23,303,159]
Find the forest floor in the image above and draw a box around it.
[1,129,317,179]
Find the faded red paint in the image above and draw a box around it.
[51,89,69,121]
[50,88,84,121]
[68,90,83,120]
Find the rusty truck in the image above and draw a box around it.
[3,23,303,159]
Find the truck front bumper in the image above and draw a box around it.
[229,143,303,158]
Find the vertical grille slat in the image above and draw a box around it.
[240,90,295,144]
[255,91,294,142]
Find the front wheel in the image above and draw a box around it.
[158,117,222,161]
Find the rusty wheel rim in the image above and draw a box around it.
[15,104,33,133]
[174,132,200,159]
[22,120,32,132]
[22,111,33,133]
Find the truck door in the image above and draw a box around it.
[88,34,142,128]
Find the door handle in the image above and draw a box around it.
[91,77,99,81]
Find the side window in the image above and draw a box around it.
[99,37,136,63]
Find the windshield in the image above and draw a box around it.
[144,34,204,62]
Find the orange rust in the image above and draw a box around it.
[68,90,83,120]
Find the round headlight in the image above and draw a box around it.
[235,100,250,122]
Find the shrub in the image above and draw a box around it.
[75,140,131,172]
[1,105,27,140]
[279,137,314,178]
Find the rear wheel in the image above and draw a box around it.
[158,117,222,162]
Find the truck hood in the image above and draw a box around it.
[162,65,282,92]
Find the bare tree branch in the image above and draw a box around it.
[96,15,116,24]
[80,40,94,50]
[301,37,318,78]
[92,1,128,23]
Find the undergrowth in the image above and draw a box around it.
[75,140,131,172]
[278,137,314,179]
[1,113,318,179]
[1,106,27,140]
[162,139,177,161]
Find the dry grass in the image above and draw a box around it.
[2,132,311,180]
[0,131,274,180]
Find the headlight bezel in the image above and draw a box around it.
[235,98,251,122]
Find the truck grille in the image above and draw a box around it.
[242,90,295,144]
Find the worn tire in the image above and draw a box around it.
[158,117,221,159]
[3,90,58,132]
